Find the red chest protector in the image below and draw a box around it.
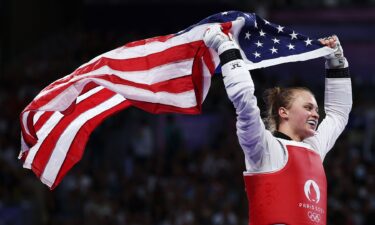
[243,145,327,225]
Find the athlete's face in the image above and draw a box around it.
[282,90,319,140]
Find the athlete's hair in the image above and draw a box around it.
[262,87,314,132]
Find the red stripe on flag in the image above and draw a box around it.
[33,111,55,133]
[128,100,200,114]
[96,74,194,94]
[73,41,203,75]
[50,100,132,189]
[26,111,36,138]
[19,112,38,149]
[221,22,233,35]
[190,45,207,111]
[125,34,175,48]
[20,124,37,150]
[80,81,100,95]
[20,149,29,162]
[32,83,100,132]
[30,89,117,178]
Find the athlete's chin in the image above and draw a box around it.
[301,129,316,139]
[305,130,316,138]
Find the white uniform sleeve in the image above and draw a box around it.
[221,59,285,172]
[304,77,352,160]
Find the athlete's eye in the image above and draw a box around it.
[304,105,313,111]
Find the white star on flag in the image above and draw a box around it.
[272,38,280,44]
[253,51,261,58]
[255,40,263,47]
[304,38,312,46]
[259,29,266,37]
[270,47,278,54]
[290,31,298,40]
[287,43,295,50]
[277,25,284,33]
[245,31,251,39]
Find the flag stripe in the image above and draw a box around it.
[50,99,132,189]
[124,34,175,48]
[76,86,105,103]
[94,74,194,94]
[40,94,127,187]
[128,99,200,114]
[202,49,216,75]
[32,86,106,134]
[21,111,32,138]
[96,81,197,108]
[21,64,200,153]
[30,89,117,177]
[20,113,38,151]
[72,41,203,75]
[74,59,194,85]
[36,58,194,106]
[34,112,55,132]
[32,87,104,138]
[36,78,198,112]
[76,23,210,68]
[24,112,64,169]
[33,111,45,124]
[23,86,108,168]
[25,42,202,113]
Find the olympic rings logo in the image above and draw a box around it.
[307,211,321,223]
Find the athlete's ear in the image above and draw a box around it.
[278,107,289,120]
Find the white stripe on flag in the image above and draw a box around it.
[61,59,193,87]
[22,111,31,137]
[40,94,126,187]
[76,86,104,103]
[244,46,334,70]
[39,75,197,112]
[33,111,45,125]
[78,23,211,68]
[88,78,198,108]
[24,112,64,169]
[201,57,213,101]
[33,58,194,105]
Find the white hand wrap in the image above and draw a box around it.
[203,24,231,51]
[324,35,348,69]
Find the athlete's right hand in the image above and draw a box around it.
[203,24,231,51]
[320,35,348,68]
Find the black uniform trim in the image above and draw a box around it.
[326,68,350,78]
[273,131,292,140]
[219,49,242,65]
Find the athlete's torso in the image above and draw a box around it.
[243,143,327,225]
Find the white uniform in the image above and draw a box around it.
[220,59,352,173]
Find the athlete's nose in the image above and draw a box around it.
[312,110,320,120]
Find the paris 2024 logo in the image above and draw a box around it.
[304,179,320,203]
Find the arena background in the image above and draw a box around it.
[1,0,375,224]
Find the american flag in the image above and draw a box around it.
[19,11,333,189]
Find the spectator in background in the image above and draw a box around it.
[131,119,154,162]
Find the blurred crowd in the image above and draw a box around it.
[1,3,375,225]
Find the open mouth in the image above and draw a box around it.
[307,120,317,128]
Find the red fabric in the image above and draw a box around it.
[243,145,327,225]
